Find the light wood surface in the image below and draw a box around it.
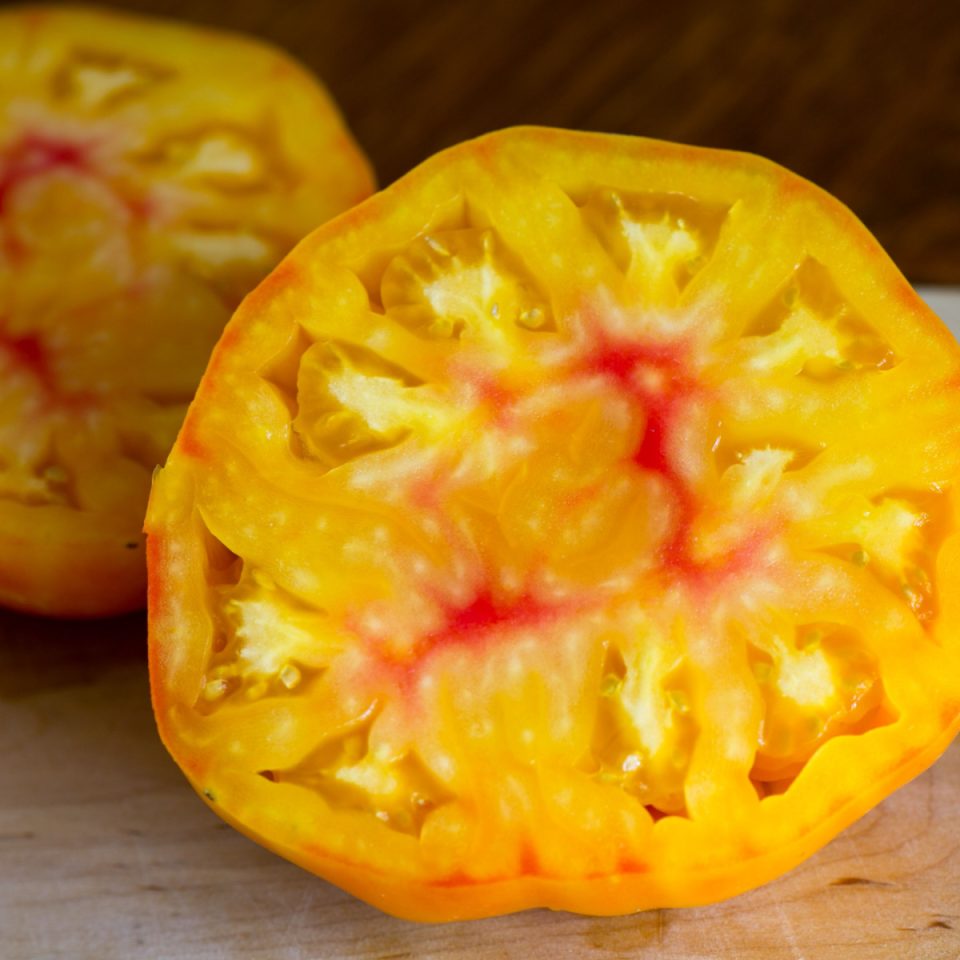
[0,607,958,959]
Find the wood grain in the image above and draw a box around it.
[87,0,960,284]
[1,606,959,959]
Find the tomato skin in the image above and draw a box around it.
[148,127,960,921]
[0,5,373,617]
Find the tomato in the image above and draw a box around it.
[147,127,960,921]
[0,6,373,616]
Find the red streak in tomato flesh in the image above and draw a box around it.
[426,588,550,651]
[518,841,540,875]
[583,336,703,566]
[582,333,757,586]
[1,327,98,408]
[582,336,694,475]
[0,135,88,215]
[472,372,514,411]
[3,333,56,391]
[7,334,45,375]
[451,360,517,429]
[632,404,671,475]
[350,587,566,681]
[587,337,682,386]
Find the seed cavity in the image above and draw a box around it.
[381,227,554,340]
[743,258,898,377]
[266,710,453,837]
[52,49,171,109]
[573,187,729,303]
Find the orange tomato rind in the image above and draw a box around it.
[0,4,374,616]
[148,127,960,920]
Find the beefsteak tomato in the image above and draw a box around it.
[0,5,373,615]
[148,128,960,920]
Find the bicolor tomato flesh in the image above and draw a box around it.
[147,128,960,921]
[0,5,373,616]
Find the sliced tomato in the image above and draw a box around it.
[0,6,373,616]
[147,128,960,921]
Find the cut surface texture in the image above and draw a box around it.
[0,5,373,615]
[147,128,960,921]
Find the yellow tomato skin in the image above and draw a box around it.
[0,5,374,616]
[148,127,960,920]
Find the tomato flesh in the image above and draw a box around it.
[147,128,960,921]
[0,6,373,616]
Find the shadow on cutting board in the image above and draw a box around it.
[0,607,146,700]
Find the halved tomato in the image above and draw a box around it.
[147,127,960,921]
[0,5,373,616]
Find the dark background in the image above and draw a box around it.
[57,0,960,284]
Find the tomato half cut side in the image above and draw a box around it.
[0,5,374,616]
[147,128,960,921]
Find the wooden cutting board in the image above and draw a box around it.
[2,290,960,960]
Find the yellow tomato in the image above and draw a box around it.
[0,5,373,615]
[148,128,960,920]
